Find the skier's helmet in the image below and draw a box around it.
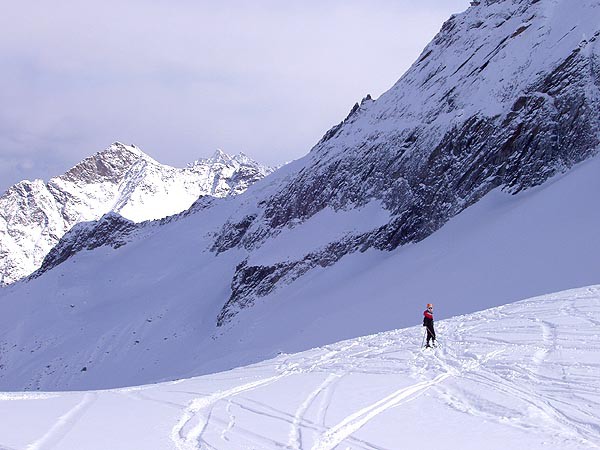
[426,303,433,309]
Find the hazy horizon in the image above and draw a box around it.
[0,0,470,193]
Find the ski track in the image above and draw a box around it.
[433,296,600,449]
[232,396,387,450]
[310,372,452,450]
[170,373,289,450]
[228,398,383,450]
[315,372,344,430]
[180,293,600,449]
[220,399,234,442]
[288,373,340,449]
[26,392,97,450]
[3,289,598,449]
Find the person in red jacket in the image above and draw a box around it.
[423,303,436,348]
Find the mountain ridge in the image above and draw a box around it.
[213,0,600,321]
[0,142,274,284]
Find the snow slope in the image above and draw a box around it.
[0,285,598,450]
[0,151,599,392]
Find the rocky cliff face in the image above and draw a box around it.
[0,143,273,284]
[18,0,600,324]
[215,0,600,322]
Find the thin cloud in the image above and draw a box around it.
[0,0,470,193]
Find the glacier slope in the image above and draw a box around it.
[0,286,598,449]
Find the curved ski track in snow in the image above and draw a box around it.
[171,374,289,450]
[1,287,599,449]
[167,288,600,449]
[26,393,97,450]
[288,373,340,449]
[310,372,452,450]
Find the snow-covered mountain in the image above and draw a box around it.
[1,147,599,392]
[1,286,598,449]
[1,0,600,392]
[0,143,274,284]
[211,0,600,323]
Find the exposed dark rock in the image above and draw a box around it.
[211,215,258,254]
[217,234,369,325]
[31,213,138,278]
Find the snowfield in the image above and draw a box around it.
[1,286,598,450]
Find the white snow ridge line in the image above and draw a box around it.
[311,372,451,450]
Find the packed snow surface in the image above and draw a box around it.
[0,286,598,450]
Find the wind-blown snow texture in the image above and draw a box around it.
[0,286,598,449]
[0,144,273,284]
[1,0,600,391]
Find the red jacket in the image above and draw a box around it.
[423,310,434,327]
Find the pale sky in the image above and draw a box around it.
[0,0,470,193]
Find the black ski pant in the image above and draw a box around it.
[426,325,436,345]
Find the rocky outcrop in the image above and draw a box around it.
[34,213,138,275]
[216,234,370,325]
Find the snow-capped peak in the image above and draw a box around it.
[232,151,255,165]
[210,148,234,165]
[189,148,264,169]
[0,144,275,284]
[103,142,157,163]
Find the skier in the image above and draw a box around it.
[423,303,436,348]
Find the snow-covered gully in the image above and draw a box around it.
[1,286,599,449]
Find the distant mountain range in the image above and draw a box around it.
[0,143,274,284]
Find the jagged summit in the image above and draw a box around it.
[210,148,234,164]
[101,142,153,162]
[189,148,265,169]
[106,141,144,155]
[59,142,154,184]
[0,143,274,284]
